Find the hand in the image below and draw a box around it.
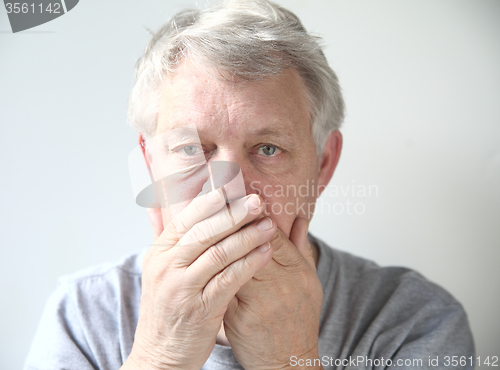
[122,190,277,370]
[223,218,324,370]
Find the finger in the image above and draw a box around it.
[289,217,315,270]
[146,207,164,242]
[268,227,305,267]
[200,242,273,313]
[155,187,226,249]
[187,216,276,287]
[240,228,305,284]
[171,194,265,264]
[234,227,309,302]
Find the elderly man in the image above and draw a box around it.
[25,1,474,369]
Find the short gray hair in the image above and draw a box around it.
[127,0,345,155]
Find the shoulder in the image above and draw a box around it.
[25,249,146,369]
[310,234,474,361]
[58,247,145,285]
[55,248,145,333]
[57,247,142,294]
[311,233,458,308]
[51,249,145,314]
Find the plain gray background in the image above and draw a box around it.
[1,0,499,368]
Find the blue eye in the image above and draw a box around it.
[258,145,281,157]
[182,145,200,156]
[173,145,204,159]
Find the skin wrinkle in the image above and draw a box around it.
[155,59,322,232]
[150,59,338,349]
[159,67,306,144]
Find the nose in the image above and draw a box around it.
[206,147,248,200]
[209,145,241,163]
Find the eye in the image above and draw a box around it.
[176,145,203,157]
[257,144,281,157]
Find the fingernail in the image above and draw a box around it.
[257,217,273,231]
[258,242,271,253]
[207,189,222,205]
[244,194,261,212]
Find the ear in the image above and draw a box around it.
[139,133,164,240]
[138,133,151,168]
[317,130,342,196]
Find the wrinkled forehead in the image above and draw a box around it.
[155,59,311,135]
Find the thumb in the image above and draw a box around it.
[146,207,164,242]
[290,217,315,269]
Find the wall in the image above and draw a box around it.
[1,1,498,368]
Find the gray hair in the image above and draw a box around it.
[127,0,345,155]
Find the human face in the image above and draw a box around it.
[150,60,333,237]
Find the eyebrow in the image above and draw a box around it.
[165,120,300,148]
[247,126,298,147]
[152,125,201,148]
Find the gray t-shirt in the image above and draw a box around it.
[25,235,475,369]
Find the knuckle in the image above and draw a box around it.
[238,227,255,246]
[241,254,254,271]
[207,241,230,268]
[171,216,189,239]
[189,222,214,245]
[268,231,282,251]
[269,230,280,243]
[218,205,239,229]
[216,269,235,290]
[190,198,205,217]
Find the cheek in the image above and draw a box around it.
[156,173,206,222]
[262,196,297,237]
[250,175,319,237]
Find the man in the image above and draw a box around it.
[25,1,474,369]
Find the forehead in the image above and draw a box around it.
[156,60,311,134]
